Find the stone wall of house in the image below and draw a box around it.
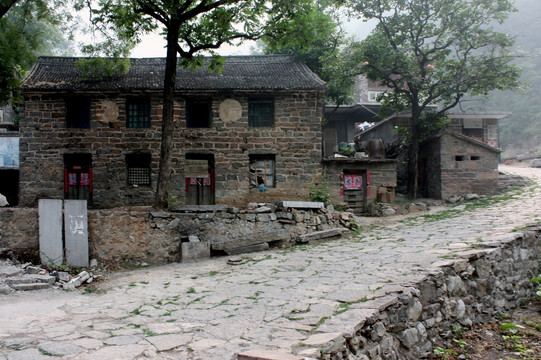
[0,208,39,260]
[294,226,541,359]
[323,158,397,213]
[0,204,356,265]
[19,90,323,209]
[439,134,500,199]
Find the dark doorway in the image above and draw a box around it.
[0,170,19,206]
[64,153,92,203]
[185,153,215,205]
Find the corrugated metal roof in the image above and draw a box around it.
[22,56,326,92]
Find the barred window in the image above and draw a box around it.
[248,99,274,127]
[249,154,275,188]
[126,153,151,186]
[126,98,150,128]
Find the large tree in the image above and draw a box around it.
[260,2,355,105]
[81,0,321,209]
[342,0,521,198]
[0,0,74,105]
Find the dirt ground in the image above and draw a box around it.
[431,298,541,360]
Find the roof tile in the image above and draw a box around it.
[23,56,326,92]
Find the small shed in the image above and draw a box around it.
[419,129,501,200]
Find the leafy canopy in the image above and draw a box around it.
[261,1,356,105]
[76,0,326,209]
[344,0,521,118]
[0,0,74,105]
[340,0,522,198]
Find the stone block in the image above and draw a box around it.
[224,242,269,255]
[39,199,63,267]
[276,201,324,209]
[10,282,51,291]
[237,350,302,360]
[181,242,210,262]
[213,230,288,251]
[64,200,89,267]
[296,228,343,244]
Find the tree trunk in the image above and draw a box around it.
[406,113,421,199]
[155,19,180,209]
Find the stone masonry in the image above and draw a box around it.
[19,56,326,209]
[0,203,358,265]
[294,227,541,359]
[19,91,323,208]
[421,129,500,200]
[0,165,538,360]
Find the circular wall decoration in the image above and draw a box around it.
[218,99,243,123]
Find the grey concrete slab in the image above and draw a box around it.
[181,242,210,262]
[64,200,89,267]
[38,199,63,267]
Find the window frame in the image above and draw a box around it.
[66,97,91,129]
[186,98,212,128]
[249,154,276,188]
[126,97,151,128]
[248,98,274,128]
[126,153,152,187]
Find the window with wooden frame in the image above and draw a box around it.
[249,154,275,188]
[248,98,274,127]
[186,98,211,128]
[126,153,151,186]
[126,98,150,128]
[66,97,91,129]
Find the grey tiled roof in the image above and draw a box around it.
[22,56,326,91]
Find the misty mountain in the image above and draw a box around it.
[484,0,541,158]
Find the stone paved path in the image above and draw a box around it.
[0,165,539,360]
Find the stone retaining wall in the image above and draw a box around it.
[294,226,541,360]
[0,208,39,260]
[0,204,356,265]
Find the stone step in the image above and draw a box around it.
[276,201,324,209]
[5,274,56,286]
[213,230,289,251]
[10,282,52,291]
[296,228,344,244]
[224,242,270,255]
[0,267,24,278]
[237,350,302,360]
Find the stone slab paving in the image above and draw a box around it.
[0,165,539,360]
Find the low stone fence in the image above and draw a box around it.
[291,226,541,360]
[0,203,357,265]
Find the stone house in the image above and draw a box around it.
[419,129,501,199]
[19,56,326,209]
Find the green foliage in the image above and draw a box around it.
[341,0,521,197]
[309,172,330,205]
[530,275,541,298]
[79,0,324,209]
[0,0,74,104]
[393,112,451,145]
[261,2,355,104]
[75,57,131,80]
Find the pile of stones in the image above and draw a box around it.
[0,258,101,295]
